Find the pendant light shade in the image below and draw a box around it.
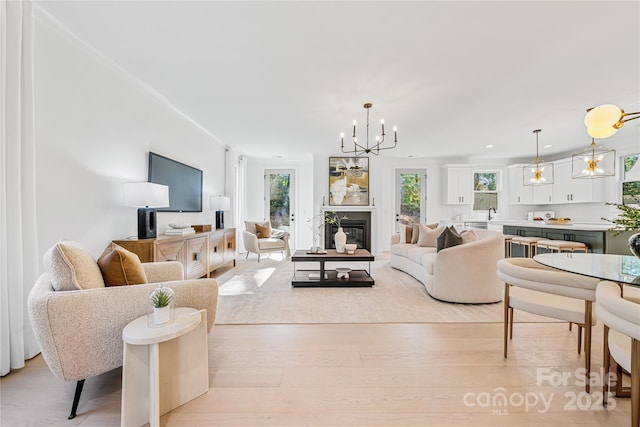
[584,104,640,138]
[523,129,554,186]
[571,138,616,179]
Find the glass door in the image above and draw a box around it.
[264,169,296,249]
[395,169,427,230]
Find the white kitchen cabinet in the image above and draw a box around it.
[444,166,473,205]
[508,166,533,204]
[533,183,553,204]
[552,159,593,203]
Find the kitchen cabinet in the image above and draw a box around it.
[444,166,473,204]
[552,159,595,203]
[509,165,554,205]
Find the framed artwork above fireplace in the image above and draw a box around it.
[329,157,369,206]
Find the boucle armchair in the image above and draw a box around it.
[243,220,291,262]
[28,259,218,419]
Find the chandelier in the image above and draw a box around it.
[571,138,616,179]
[584,104,640,138]
[340,103,397,156]
[523,129,554,186]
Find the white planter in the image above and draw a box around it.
[153,306,171,325]
[335,227,347,253]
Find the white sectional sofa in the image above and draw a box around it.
[390,228,505,303]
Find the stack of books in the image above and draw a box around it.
[165,227,196,236]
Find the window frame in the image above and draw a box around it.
[472,169,502,212]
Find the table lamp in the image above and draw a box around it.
[124,182,170,239]
[210,196,231,230]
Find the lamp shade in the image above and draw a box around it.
[124,182,169,208]
[585,104,622,138]
[210,195,231,211]
[571,140,616,179]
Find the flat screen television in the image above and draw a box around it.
[148,152,203,212]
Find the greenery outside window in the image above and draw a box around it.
[473,171,499,211]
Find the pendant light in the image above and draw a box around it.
[523,129,554,186]
[571,138,616,179]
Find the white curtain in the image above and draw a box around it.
[1,0,41,376]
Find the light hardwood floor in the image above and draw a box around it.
[0,321,633,426]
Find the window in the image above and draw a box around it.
[473,171,499,211]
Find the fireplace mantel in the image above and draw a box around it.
[321,206,376,212]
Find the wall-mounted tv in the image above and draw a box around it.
[148,152,203,212]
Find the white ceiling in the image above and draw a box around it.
[37,1,640,161]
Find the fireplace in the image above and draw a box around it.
[324,211,371,251]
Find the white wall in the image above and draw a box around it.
[34,11,226,259]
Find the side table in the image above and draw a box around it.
[121,307,209,427]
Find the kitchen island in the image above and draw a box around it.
[488,220,634,256]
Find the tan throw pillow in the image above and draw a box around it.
[97,243,149,287]
[460,229,479,244]
[399,224,412,243]
[411,223,420,244]
[255,223,271,238]
[417,225,445,247]
[43,240,105,291]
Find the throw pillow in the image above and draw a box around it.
[399,224,413,244]
[97,243,149,287]
[417,225,445,247]
[436,226,463,252]
[43,240,105,291]
[255,223,271,238]
[460,229,479,244]
[411,223,420,244]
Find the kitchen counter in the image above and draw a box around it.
[489,219,613,231]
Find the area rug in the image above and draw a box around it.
[214,254,553,325]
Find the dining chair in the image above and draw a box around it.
[497,257,600,392]
[595,280,640,427]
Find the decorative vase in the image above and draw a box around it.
[629,232,640,258]
[335,227,347,253]
[153,306,171,325]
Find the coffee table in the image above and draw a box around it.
[291,249,375,287]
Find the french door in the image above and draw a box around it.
[394,169,427,230]
[264,169,296,249]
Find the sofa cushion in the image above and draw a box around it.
[43,240,105,291]
[417,225,444,247]
[97,243,148,287]
[255,223,271,238]
[410,223,420,244]
[391,243,414,257]
[437,226,463,252]
[406,246,436,264]
[258,237,286,250]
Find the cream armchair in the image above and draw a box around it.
[28,259,218,420]
[243,221,290,262]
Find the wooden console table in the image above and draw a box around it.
[114,228,236,280]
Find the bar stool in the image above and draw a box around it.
[503,235,514,258]
[536,239,589,254]
[510,236,544,258]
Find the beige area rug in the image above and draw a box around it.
[214,253,553,325]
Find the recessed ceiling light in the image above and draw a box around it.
[408,155,415,158]
[486,145,493,148]
[543,145,552,148]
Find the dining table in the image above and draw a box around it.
[533,252,640,287]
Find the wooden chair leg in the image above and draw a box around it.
[578,325,582,355]
[569,322,572,331]
[509,307,514,340]
[584,301,593,393]
[504,284,510,359]
[603,325,610,408]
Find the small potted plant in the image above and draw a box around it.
[602,203,640,257]
[149,284,175,326]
